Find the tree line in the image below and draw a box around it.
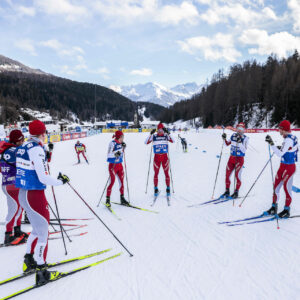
[0,72,165,124]
[161,51,300,127]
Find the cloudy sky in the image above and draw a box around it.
[0,0,299,87]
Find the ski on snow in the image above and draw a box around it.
[49,218,93,222]
[103,203,122,221]
[151,190,161,207]
[111,202,159,214]
[0,248,112,287]
[49,225,88,235]
[0,252,122,300]
[49,232,88,240]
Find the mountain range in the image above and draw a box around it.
[110,82,203,107]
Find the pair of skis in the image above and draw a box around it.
[104,202,159,221]
[151,191,171,207]
[219,214,300,227]
[0,248,122,299]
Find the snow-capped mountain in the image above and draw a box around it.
[109,82,203,107]
[0,55,46,75]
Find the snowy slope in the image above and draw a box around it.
[0,130,300,300]
[0,55,46,75]
[110,82,203,107]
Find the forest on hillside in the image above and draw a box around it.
[161,51,300,127]
[0,72,165,124]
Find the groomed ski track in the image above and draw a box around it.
[0,130,300,300]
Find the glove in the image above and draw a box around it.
[58,172,70,184]
[115,151,121,158]
[222,133,226,140]
[265,135,274,146]
[122,142,126,149]
[236,135,242,143]
[277,146,281,150]
[163,127,169,134]
[48,143,54,151]
[150,129,156,135]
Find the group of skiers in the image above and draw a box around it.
[220,120,298,218]
[0,118,298,287]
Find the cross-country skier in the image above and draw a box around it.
[0,129,28,245]
[221,123,249,198]
[178,134,187,152]
[264,120,298,218]
[145,123,174,197]
[75,140,88,164]
[105,130,129,207]
[16,120,70,285]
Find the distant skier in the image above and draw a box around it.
[265,120,298,218]
[16,120,70,285]
[75,140,88,164]
[0,129,28,245]
[221,123,249,198]
[105,130,129,207]
[145,123,174,198]
[178,134,187,152]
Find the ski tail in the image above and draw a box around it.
[111,202,159,214]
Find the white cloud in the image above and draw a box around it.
[15,5,36,16]
[179,33,241,62]
[130,68,153,76]
[34,0,89,22]
[288,0,300,33]
[240,29,300,57]
[156,2,199,25]
[60,65,77,76]
[40,39,62,51]
[109,85,122,93]
[40,39,84,57]
[14,39,37,56]
[200,2,277,25]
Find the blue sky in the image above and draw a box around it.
[0,0,300,88]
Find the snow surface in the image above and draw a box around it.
[0,130,300,300]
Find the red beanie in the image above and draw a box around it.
[29,120,46,136]
[157,123,164,130]
[114,130,123,139]
[9,130,24,144]
[279,120,291,132]
[237,122,245,129]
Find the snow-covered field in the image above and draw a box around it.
[0,129,300,300]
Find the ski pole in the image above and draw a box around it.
[48,202,72,242]
[97,176,110,207]
[268,145,274,184]
[47,165,68,255]
[67,182,134,257]
[168,152,175,193]
[239,153,274,207]
[145,147,153,194]
[211,128,225,199]
[123,151,130,203]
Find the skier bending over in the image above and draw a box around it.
[221,122,249,199]
[265,120,298,218]
[145,123,174,197]
[178,135,187,152]
[105,130,129,207]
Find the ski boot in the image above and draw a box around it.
[4,232,17,245]
[23,253,37,273]
[263,203,278,216]
[230,190,239,199]
[35,264,61,286]
[221,189,230,199]
[154,187,159,197]
[14,225,29,239]
[105,196,111,208]
[166,186,171,197]
[78,159,80,164]
[278,206,290,218]
[85,159,89,164]
[120,195,130,206]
